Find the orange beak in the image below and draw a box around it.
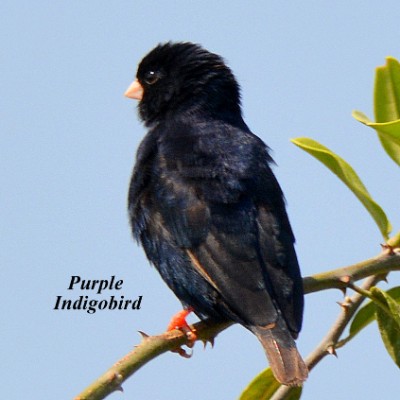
[124,79,143,100]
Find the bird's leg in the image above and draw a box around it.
[167,307,197,358]
[167,307,197,341]
[167,307,198,360]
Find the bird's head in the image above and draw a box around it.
[125,42,242,126]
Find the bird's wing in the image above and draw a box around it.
[154,125,303,335]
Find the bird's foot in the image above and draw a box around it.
[167,307,197,341]
[167,307,197,357]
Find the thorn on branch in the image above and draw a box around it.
[109,372,123,383]
[336,296,352,310]
[380,243,395,255]
[338,286,347,296]
[108,372,124,393]
[326,345,338,357]
[138,330,150,340]
[339,275,351,284]
[337,275,352,294]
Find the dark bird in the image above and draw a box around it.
[125,42,308,386]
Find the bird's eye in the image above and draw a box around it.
[143,71,160,85]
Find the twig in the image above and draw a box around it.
[75,251,400,400]
[74,320,231,400]
[302,249,400,293]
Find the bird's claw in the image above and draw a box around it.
[171,346,193,358]
[167,308,197,357]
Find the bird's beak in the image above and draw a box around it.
[124,79,143,100]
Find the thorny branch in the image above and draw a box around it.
[75,250,400,400]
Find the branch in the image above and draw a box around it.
[302,248,400,293]
[74,251,400,400]
[74,320,231,400]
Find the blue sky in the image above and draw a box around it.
[2,1,400,399]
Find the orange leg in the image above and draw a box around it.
[167,307,197,342]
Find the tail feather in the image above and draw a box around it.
[251,319,308,386]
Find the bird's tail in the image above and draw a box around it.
[251,319,308,386]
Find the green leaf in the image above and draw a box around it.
[370,287,400,368]
[292,137,391,239]
[348,287,400,342]
[352,111,400,142]
[352,110,400,165]
[239,368,302,400]
[348,297,377,338]
[352,57,400,166]
[285,387,303,400]
[375,57,400,122]
[239,368,280,400]
[387,230,400,248]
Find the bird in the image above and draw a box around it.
[124,42,308,386]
